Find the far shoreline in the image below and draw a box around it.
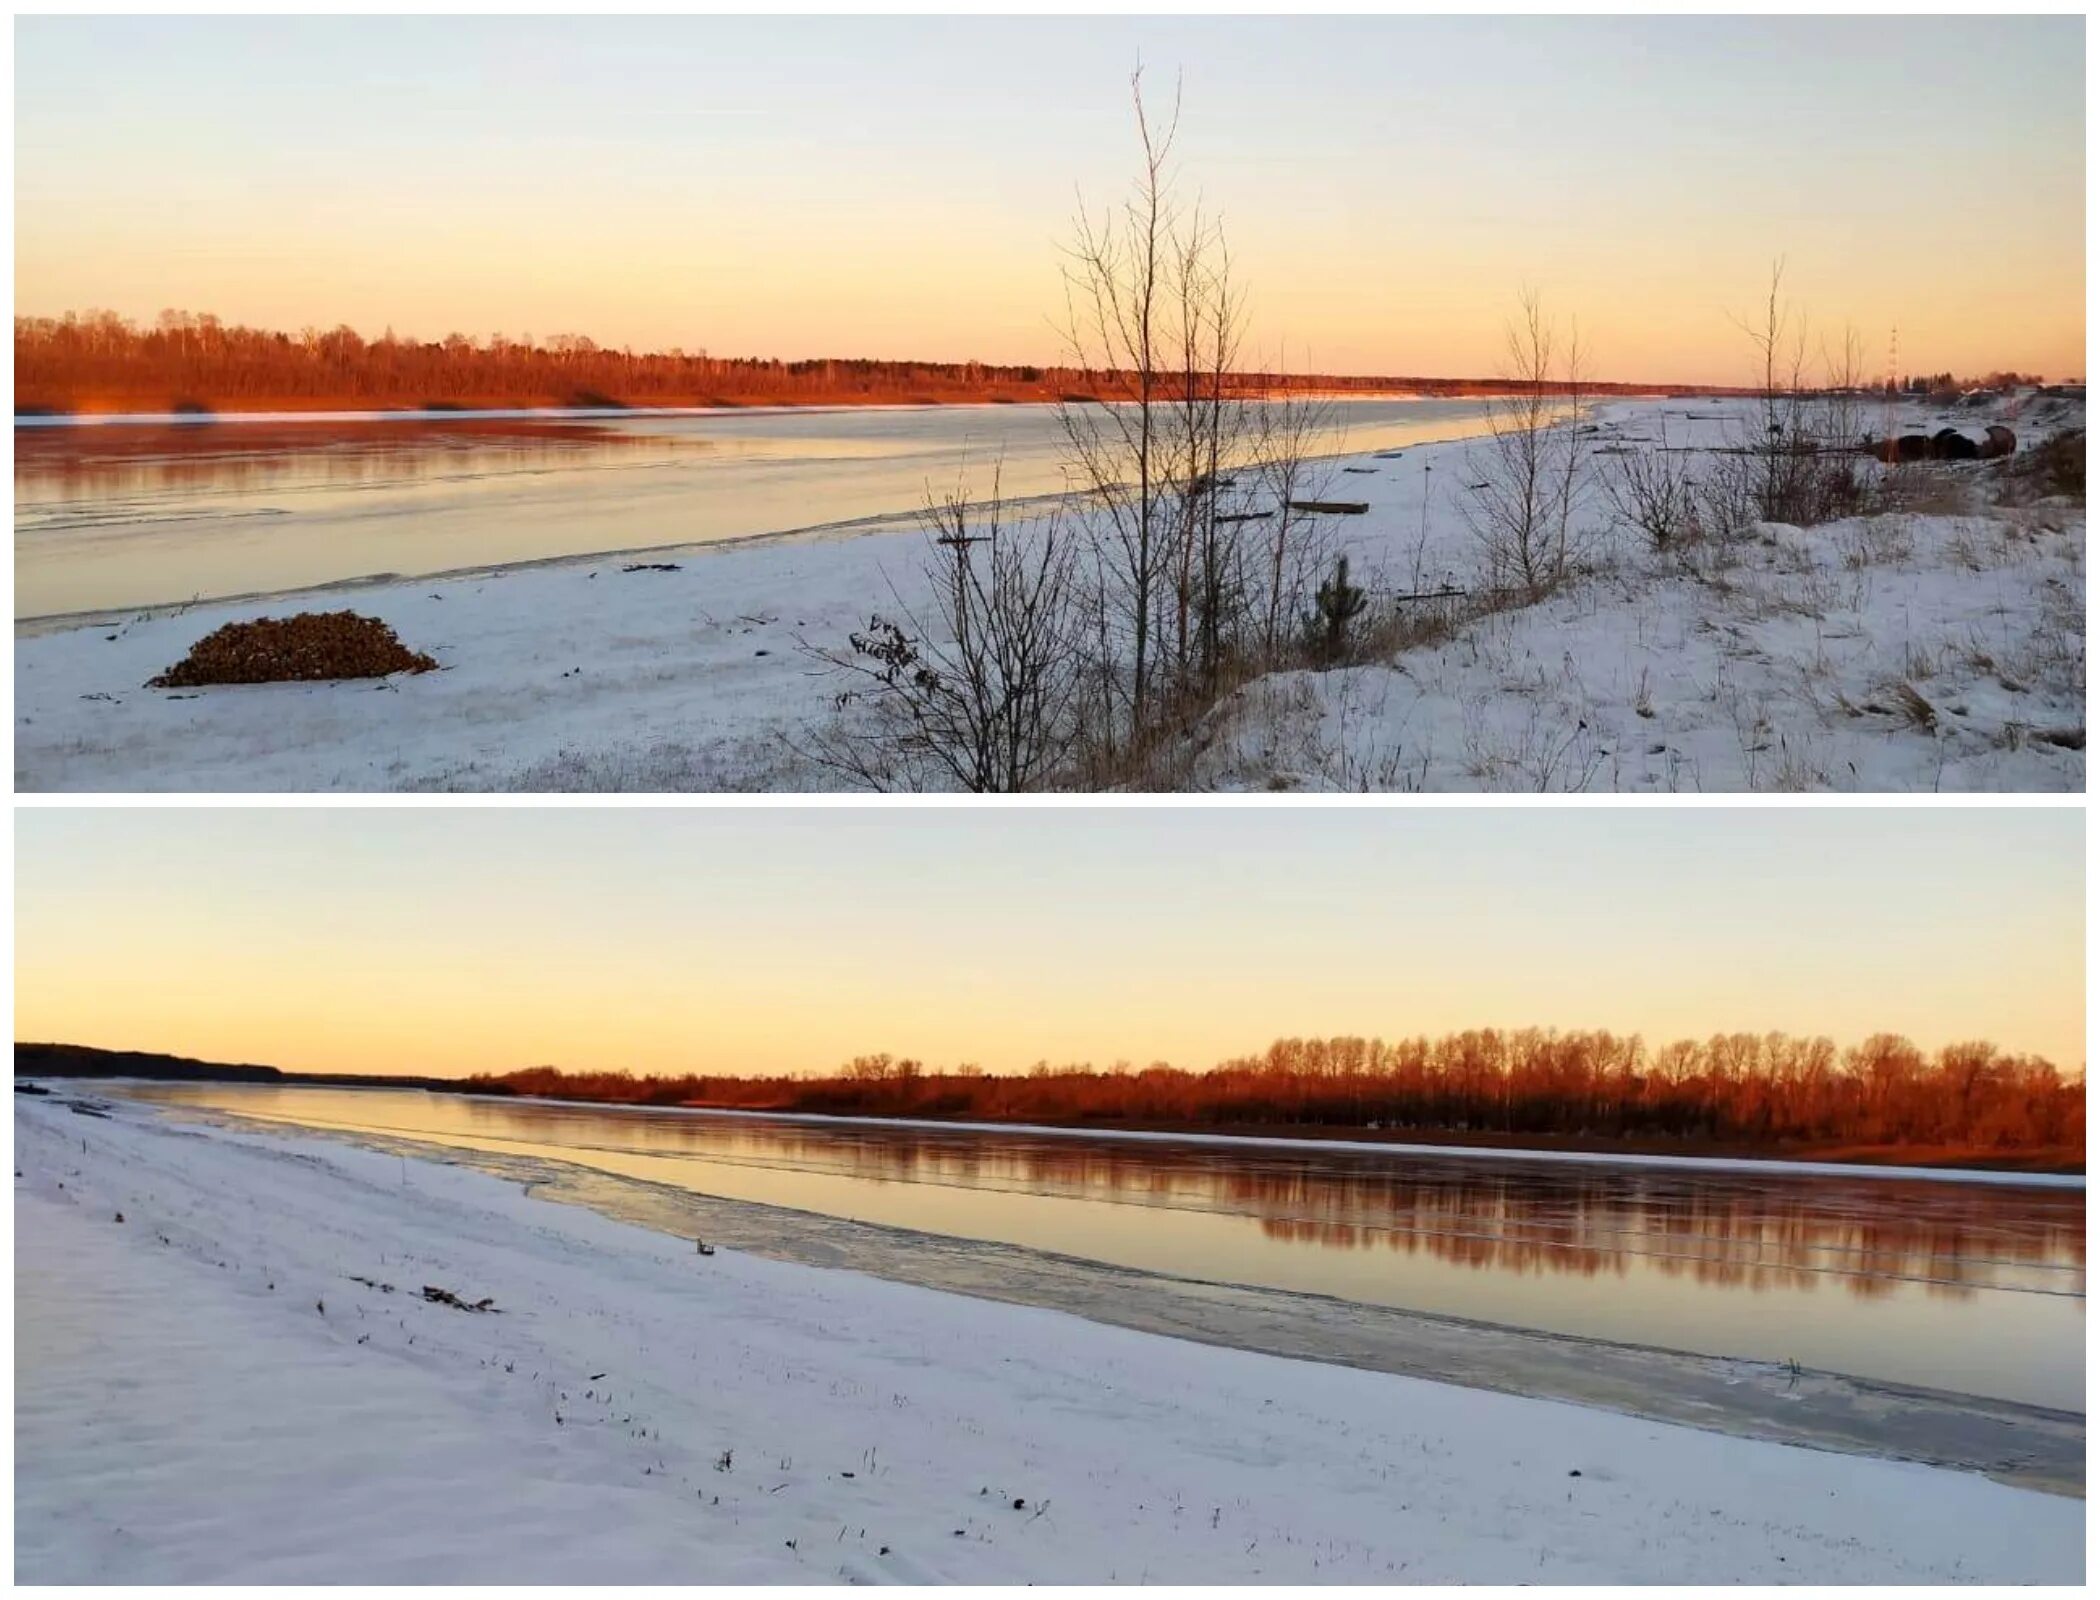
[458,1095,2091,1185]
[14,380,1710,424]
[28,1054,2080,1181]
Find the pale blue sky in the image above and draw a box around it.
[15,16,2085,381]
[16,808,2083,1078]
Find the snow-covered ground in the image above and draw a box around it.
[14,1096,2085,1583]
[14,393,2083,791]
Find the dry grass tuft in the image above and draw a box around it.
[1885,680,1938,733]
[1875,466,1980,518]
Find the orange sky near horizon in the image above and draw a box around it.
[15,810,2084,1083]
[13,17,2086,387]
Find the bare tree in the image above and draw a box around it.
[1815,323,1870,450]
[820,67,1345,786]
[1059,68,1182,737]
[1727,258,1838,525]
[1463,291,1589,597]
[1163,208,1249,693]
[1058,70,1329,733]
[804,474,1084,792]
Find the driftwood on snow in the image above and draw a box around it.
[421,1284,501,1313]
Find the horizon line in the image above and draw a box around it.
[21,1024,2083,1085]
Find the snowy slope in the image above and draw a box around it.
[14,1098,2084,1583]
[1192,507,2083,792]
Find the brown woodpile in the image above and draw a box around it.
[148,611,438,687]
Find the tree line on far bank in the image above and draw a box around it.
[469,1028,2084,1162]
[13,308,1694,414]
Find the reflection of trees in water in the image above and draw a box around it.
[1233,1173,2079,1298]
[1242,1173,2082,1299]
[1257,1215,1936,1298]
[469,1102,2083,1301]
[15,422,677,502]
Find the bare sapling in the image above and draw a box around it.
[1815,324,1870,453]
[1059,68,1306,744]
[1742,259,1811,521]
[1462,291,1590,598]
[1246,368,1343,662]
[1163,207,1251,696]
[1058,68,1182,740]
[1809,322,1871,518]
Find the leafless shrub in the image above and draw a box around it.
[1695,449,1764,545]
[802,479,1085,792]
[1726,262,1872,527]
[1601,414,1703,553]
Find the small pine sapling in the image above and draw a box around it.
[1309,555,1368,665]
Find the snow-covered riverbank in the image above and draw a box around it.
[14,394,2083,791]
[14,1096,2084,1583]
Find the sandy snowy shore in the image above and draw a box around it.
[14,1095,2084,1583]
[15,394,2084,792]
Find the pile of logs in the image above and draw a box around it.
[1867,425,2015,464]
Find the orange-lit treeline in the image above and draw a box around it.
[15,310,1703,412]
[471,1029,2083,1157]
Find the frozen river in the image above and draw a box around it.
[16,397,1500,618]
[116,1082,2085,1412]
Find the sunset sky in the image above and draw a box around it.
[16,808,2083,1079]
[15,16,2085,384]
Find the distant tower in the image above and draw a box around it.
[1880,324,1901,447]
